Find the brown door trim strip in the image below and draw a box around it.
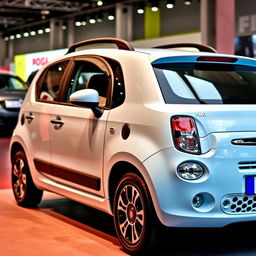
[34,158,100,191]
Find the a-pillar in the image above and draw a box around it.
[115,3,133,41]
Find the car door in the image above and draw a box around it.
[49,56,114,196]
[27,60,69,174]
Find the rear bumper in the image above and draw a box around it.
[143,132,256,228]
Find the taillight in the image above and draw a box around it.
[196,56,238,63]
[171,116,201,154]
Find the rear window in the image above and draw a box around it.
[153,63,256,104]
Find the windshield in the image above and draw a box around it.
[0,75,28,91]
[153,63,256,104]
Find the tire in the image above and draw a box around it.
[12,150,43,207]
[113,173,159,255]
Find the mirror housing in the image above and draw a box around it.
[69,89,103,118]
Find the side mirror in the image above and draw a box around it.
[69,89,103,118]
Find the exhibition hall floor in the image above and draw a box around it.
[0,137,125,256]
[0,189,125,256]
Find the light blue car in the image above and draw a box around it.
[9,38,256,255]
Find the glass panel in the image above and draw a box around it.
[39,61,68,102]
[9,77,28,90]
[66,61,109,108]
[154,64,256,104]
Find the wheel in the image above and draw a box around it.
[113,173,159,255]
[12,150,43,207]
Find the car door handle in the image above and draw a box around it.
[50,116,64,130]
[50,119,64,125]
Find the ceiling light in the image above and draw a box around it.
[45,28,51,33]
[89,18,96,24]
[97,1,103,6]
[38,29,44,34]
[62,25,67,30]
[81,21,87,26]
[108,14,115,21]
[4,37,9,41]
[23,32,29,37]
[166,0,175,8]
[137,8,144,14]
[151,0,159,11]
[30,31,36,36]
[41,9,50,15]
[184,0,192,5]
[75,21,82,26]
[16,33,22,39]
[137,3,144,14]
[10,35,15,40]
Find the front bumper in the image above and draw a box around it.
[143,132,256,228]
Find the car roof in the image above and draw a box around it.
[63,47,254,64]
[49,38,256,66]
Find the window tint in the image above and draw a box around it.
[38,61,68,102]
[0,75,27,91]
[66,61,109,108]
[109,61,125,108]
[154,64,256,104]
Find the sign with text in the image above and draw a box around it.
[14,48,67,81]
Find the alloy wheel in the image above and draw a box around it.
[12,158,27,199]
[117,184,145,245]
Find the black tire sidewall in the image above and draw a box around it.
[113,173,155,255]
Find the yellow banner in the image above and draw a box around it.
[14,54,26,81]
[145,6,160,39]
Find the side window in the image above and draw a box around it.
[66,61,109,108]
[110,63,125,108]
[38,61,68,102]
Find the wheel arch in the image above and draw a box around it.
[108,161,140,212]
[107,160,161,224]
[10,142,26,163]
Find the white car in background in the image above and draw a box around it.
[9,37,256,255]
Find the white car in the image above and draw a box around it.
[9,37,256,254]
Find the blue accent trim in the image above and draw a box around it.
[152,55,256,67]
[246,176,255,195]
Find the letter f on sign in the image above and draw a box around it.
[239,16,250,34]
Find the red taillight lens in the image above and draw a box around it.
[171,116,201,154]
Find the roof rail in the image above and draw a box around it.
[153,43,217,53]
[66,37,134,54]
